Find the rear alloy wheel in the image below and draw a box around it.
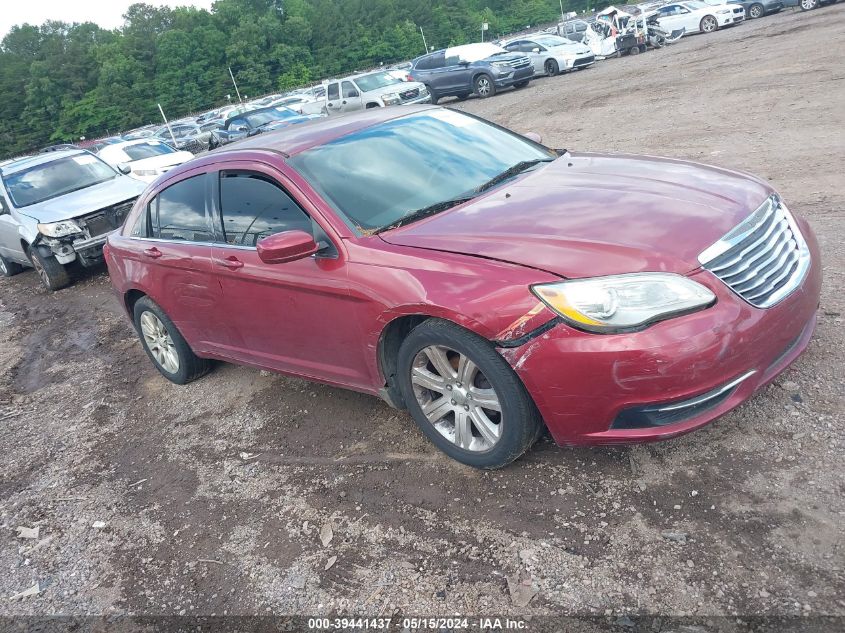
[133,296,211,385]
[700,15,719,32]
[545,59,560,76]
[474,75,496,99]
[28,247,71,291]
[397,319,542,469]
[800,0,818,8]
[425,85,439,105]
[749,3,764,17]
[0,254,24,277]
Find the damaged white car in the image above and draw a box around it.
[0,150,145,290]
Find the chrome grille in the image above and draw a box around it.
[399,87,420,101]
[503,56,532,69]
[699,195,810,308]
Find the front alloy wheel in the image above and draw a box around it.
[411,345,503,452]
[397,319,542,469]
[474,75,495,98]
[700,15,718,31]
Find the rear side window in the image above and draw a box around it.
[218,172,312,246]
[154,175,211,242]
[417,52,445,70]
[327,83,340,100]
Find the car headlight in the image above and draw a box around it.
[381,93,402,105]
[531,273,716,333]
[37,219,84,238]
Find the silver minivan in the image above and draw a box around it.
[0,150,146,290]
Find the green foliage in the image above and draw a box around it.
[0,0,571,157]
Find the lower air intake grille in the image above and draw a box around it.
[698,195,810,308]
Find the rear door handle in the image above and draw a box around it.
[143,247,162,259]
[216,255,244,270]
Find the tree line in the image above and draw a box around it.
[0,0,594,159]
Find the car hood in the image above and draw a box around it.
[21,176,146,223]
[550,43,592,56]
[379,152,772,279]
[364,81,427,97]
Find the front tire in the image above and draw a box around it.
[28,247,71,291]
[0,254,24,277]
[473,75,496,99]
[397,319,542,469]
[545,59,560,76]
[700,15,719,32]
[133,296,211,385]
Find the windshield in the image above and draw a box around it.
[534,35,575,48]
[3,154,117,207]
[288,110,556,232]
[354,72,402,92]
[123,141,176,161]
[244,107,299,127]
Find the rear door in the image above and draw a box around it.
[325,82,342,115]
[112,169,228,354]
[207,164,373,390]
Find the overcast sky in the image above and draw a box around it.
[1,0,216,39]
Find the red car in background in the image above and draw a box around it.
[105,106,821,468]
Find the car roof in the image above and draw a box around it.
[0,149,88,175]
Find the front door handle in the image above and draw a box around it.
[143,247,162,259]
[216,255,244,270]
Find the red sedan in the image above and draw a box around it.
[105,106,821,468]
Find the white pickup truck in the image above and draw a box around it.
[302,70,431,116]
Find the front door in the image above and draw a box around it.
[340,81,363,112]
[207,166,372,390]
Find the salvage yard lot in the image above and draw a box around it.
[1,5,843,621]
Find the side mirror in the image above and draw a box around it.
[231,124,248,133]
[524,131,543,144]
[117,163,132,175]
[257,230,320,264]
[532,47,541,53]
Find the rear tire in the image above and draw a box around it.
[396,318,542,469]
[629,45,640,56]
[474,75,496,99]
[748,3,764,17]
[0,254,24,277]
[424,85,439,105]
[133,296,211,385]
[28,247,71,291]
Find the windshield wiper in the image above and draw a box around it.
[474,158,554,194]
[374,195,475,234]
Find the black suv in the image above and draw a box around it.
[409,43,533,103]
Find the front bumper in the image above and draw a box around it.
[494,65,534,87]
[39,231,112,267]
[504,222,822,446]
[402,94,433,105]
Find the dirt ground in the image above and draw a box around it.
[1,5,843,628]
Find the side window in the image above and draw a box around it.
[342,81,358,98]
[129,203,149,237]
[154,175,211,242]
[504,42,520,52]
[0,194,9,215]
[327,83,340,100]
[228,118,246,129]
[218,172,312,246]
[428,52,446,69]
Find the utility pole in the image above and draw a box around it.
[228,66,243,103]
[419,26,428,54]
[560,0,565,22]
[157,103,177,147]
